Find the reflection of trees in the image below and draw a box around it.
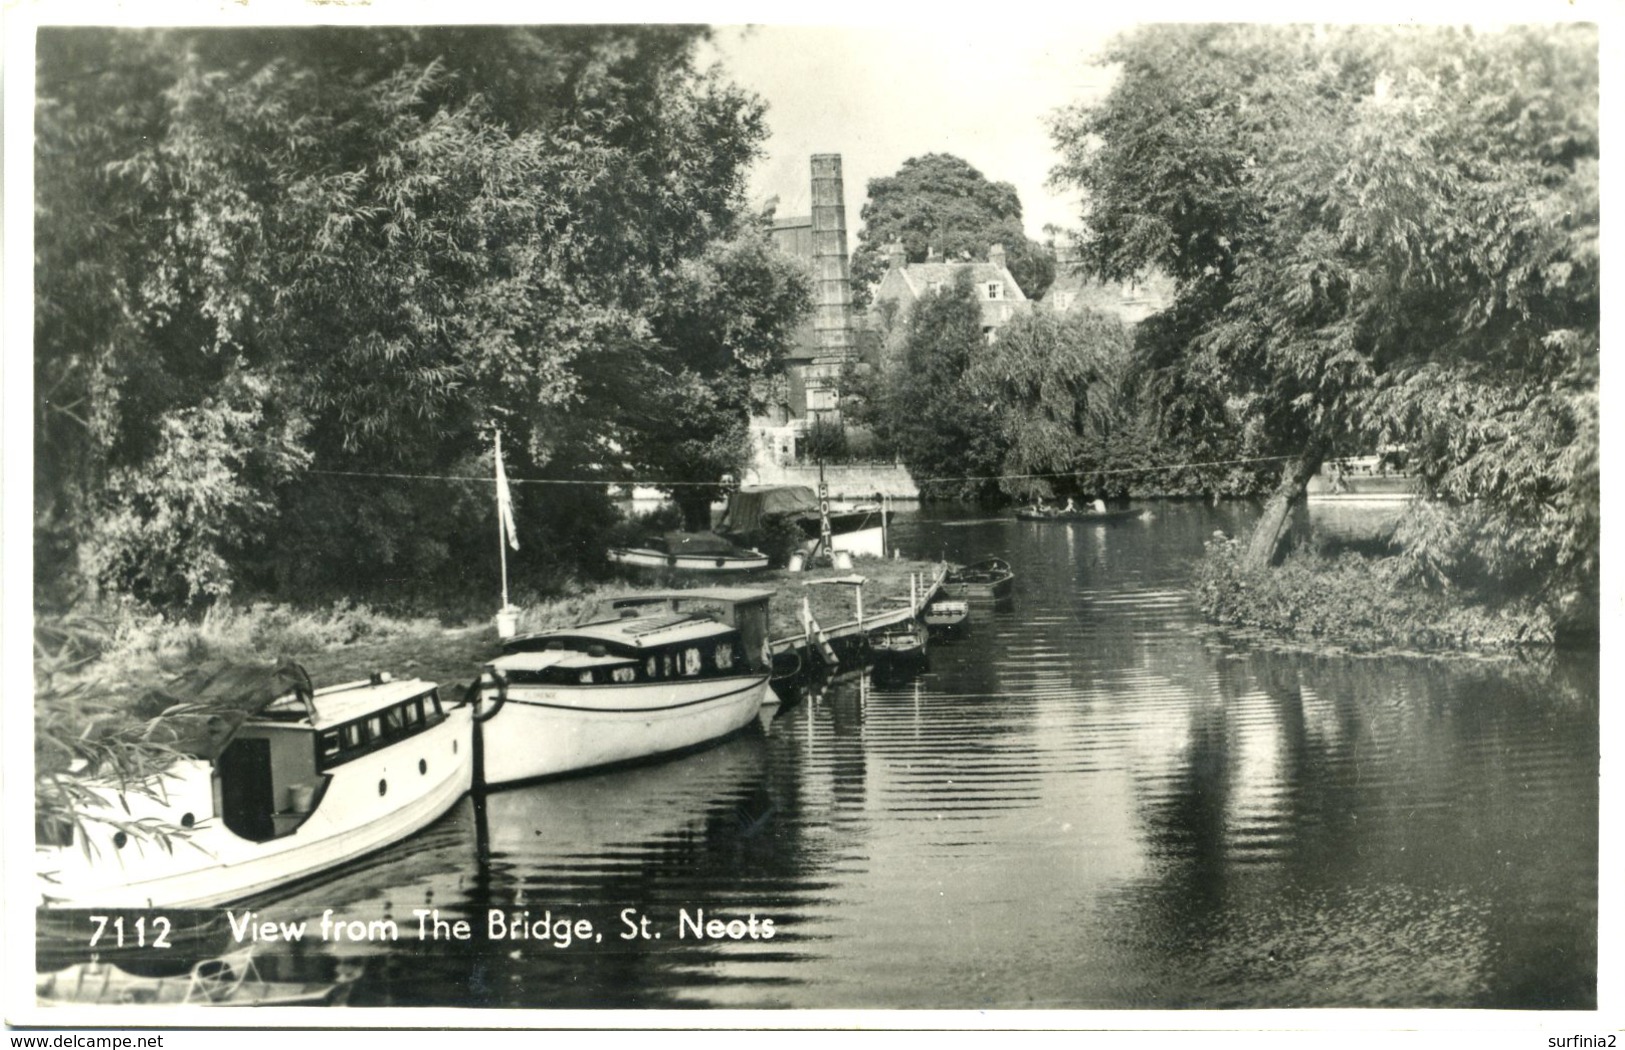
[1114,643,1597,1007]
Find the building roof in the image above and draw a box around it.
[873,259,1031,329]
[1042,268,1173,326]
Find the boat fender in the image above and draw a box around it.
[470,669,508,723]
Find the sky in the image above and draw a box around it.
[700,25,1135,244]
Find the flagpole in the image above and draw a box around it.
[494,429,507,607]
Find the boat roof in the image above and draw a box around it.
[507,614,735,652]
[491,650,638,672]
[301,677,439,729]
[132,662,437,756]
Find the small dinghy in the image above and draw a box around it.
[608,532,770,572]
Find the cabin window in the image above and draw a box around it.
[578,669,595,685]
[403,701,421,726]
[646,656,659,679]
[384,706,405,735]
[664,653,677,678]
[682,648,703,677]
[429,692,444,717]
[612,666,635,683]
[342,723,365,750]
[319,731,341,760]
[715,642,735,671]
[367,715,384,741]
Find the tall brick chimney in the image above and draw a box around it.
[808,154,856,415]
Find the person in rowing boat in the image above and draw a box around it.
[1063,497,1077,514]
[1092,498,1106,514]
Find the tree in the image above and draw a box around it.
[1050,25,1598,596]
[864,273,1007,501]
[850,153,1055,305]
[638,228,814,528]
[963,310,1132,502]
[34,26,793,602]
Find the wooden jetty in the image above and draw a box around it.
[767,562,949,672]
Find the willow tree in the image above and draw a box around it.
[963,309,1132,503]
[1051,25,1598,591]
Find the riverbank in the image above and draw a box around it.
[35,554,943,753]
[1192,532,1558,655]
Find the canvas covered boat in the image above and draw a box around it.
[719,485,890,558]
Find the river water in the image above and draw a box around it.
[44,502,1599,1012]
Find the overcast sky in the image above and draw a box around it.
[701,24,1134,244]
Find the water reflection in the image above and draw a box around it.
[39,504,1593,1011]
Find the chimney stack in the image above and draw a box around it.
[809,154,856,413]
[886,239,907,271]
[989,243,1007,271]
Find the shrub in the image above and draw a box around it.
[1194,532,1553,653]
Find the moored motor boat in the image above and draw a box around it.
[473,589,775,786]
[941,557,1015,601]
[36,663,473,910]
[608,531,769,572]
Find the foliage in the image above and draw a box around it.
[1051,25,1598,597]
[963,309,1131,502]
[850,153,1055,305]
[1194,532,1554,654]
[800,417,850,463]
[35,26,799,605]
[861,274,1007,501]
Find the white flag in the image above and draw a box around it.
[495,431,519,551]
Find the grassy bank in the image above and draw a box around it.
[1193,533,1555,655]
[36,554,944,752]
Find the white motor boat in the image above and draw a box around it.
[36,663,473,909]
[607,531,769,572]
[474,589,775,786]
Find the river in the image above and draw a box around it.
[45,502,1598,1012]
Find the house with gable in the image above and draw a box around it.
[869,240,1031,345]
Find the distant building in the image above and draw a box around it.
[870,240,1031,342]
[1041,238,1173,326]
[761,154,859,426]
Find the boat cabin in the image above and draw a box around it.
[222,676,446,842]
[497,588,774,681]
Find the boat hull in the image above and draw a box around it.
[608,547,769,572]
[940,577,1013,600]
[1015,508,1145,524]
[479,674,771,787]
[38,708,474,910]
